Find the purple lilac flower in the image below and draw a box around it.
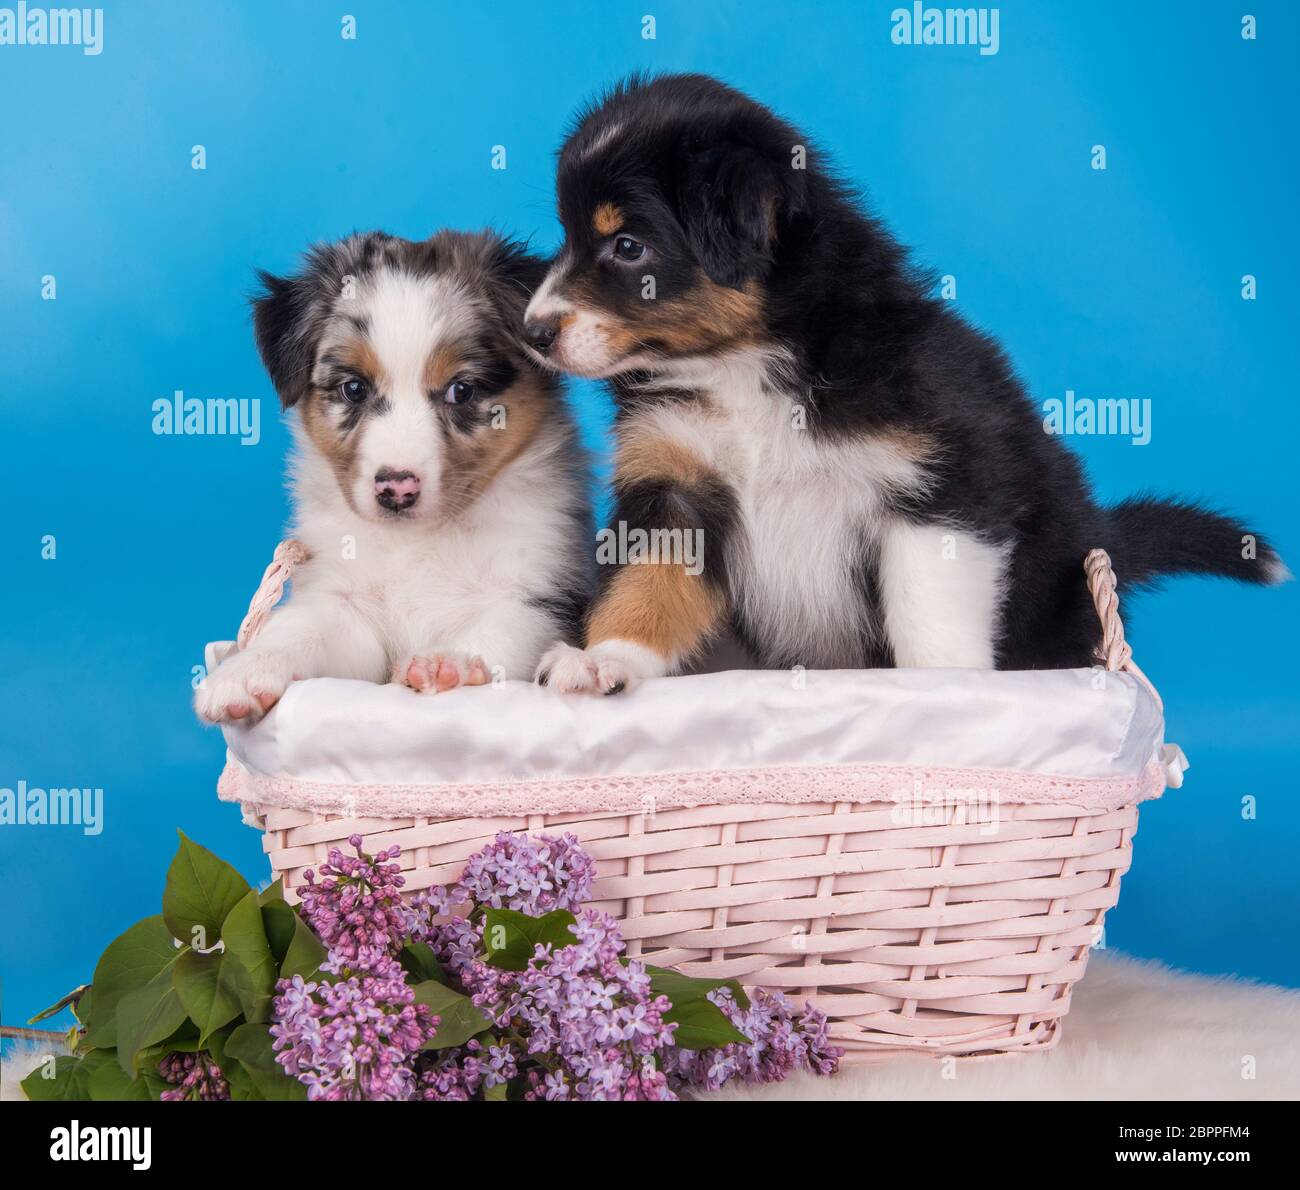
[415,903,681,1102]
[421,1038,505,1101]
[298,835,409,976]
[483,1042,518,1089]
[404,830,598,999]
[158,1050,230,1102]
[269,830,840,1101]
[662,987,843,1091]
[270,960,438,1101]
[271,838,439,1100]
[475,909,679,1102]
[452,831,595,914]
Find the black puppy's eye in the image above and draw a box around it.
[339,377,370,404]
[444,379,476,405]
[613,236,646,262]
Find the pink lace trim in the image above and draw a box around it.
[218,755,1166,820]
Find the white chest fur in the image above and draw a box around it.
[300,529,499,657]
[287,434,578,677]
[627,352,931,666]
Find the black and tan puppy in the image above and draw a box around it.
[522,73,1284,694]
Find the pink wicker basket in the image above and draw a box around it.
[211,548,1184,1062]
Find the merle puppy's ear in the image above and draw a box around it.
[252,270,320,410]
[676,142,809,288]
[482,237,551,328]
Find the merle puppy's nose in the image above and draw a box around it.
[525,319,559,355]
[375,468,421,511]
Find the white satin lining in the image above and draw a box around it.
[219,665,1165,799]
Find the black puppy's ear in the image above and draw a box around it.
[252,270,319,410]
[677,143,808,288]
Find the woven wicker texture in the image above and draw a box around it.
[259,798,1134,1058]
[235,547,1152,1059]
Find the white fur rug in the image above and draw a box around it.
[720,951,1300,1100]
[5,952,1297,1101]
[3,1037,71,1102]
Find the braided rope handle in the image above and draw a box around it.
[1084,548,1162,711]
[236,539,311,649]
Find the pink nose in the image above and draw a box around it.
[375,469,421,512]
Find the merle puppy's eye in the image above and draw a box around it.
[613,236,646,262]
[444,379,476,405]
[339,377,370,404]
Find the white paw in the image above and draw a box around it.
[535,640,666,696]
[392,652,490,694]
[535,643,601,694]
[195,649,295,725]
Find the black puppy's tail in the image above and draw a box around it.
[1100,496,1290,588]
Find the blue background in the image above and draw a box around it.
[2,0,1296,1034]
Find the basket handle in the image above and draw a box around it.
[1084,548,1162,712]
[236,539,311,649]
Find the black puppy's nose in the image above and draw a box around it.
[525,320,559,355]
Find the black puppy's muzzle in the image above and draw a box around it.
[525,320,559,356]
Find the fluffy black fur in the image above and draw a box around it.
[552,74,1286,669]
